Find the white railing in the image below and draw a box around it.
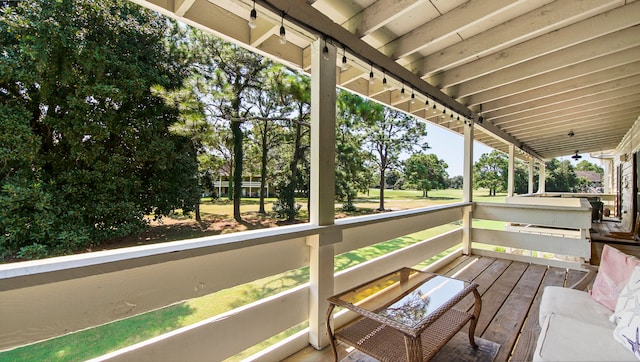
[0,198,593,361]
[471,198,592,268]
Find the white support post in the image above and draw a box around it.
[462,121,474,254]
[539,162,546,193]
[508,144,515,197]
[604,159,613,193]
[308,39,337,349]
[463,122,474,203]
[528,160,535,194]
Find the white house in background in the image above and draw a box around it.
[213,173,273,198]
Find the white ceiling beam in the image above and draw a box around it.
[175,0,196,16]
[485,74,640,118]
[381,0,520,60]
[534,134,631,153]
[492,87,640,125]
[451,26,640,98]
[512,108,640,139]
[413,0,618,77]
[515,111,640,141]
[462,47,640,107]
[497,98,640,132]
[342,0,423,38]
[481,63,640,113]
[527,124,636,144]
[438,2,640,89]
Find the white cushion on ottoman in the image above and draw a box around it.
[534,313,636,361]
[538,286,612,328]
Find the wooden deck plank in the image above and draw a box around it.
[441,255,495,280]
[510,266,566,362]
[473,262,528,337]
[481,263,546,362]
[566,268,587,288]
[454,258,512,313]
[434,254,476,275]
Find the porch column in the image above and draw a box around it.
[604,159,613,193]
[308,39,337,349]
[507,144,515,197]
[528,160,535,194]
[538,162,546,193]
[462,120,474,254]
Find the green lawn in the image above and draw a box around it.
[1,188,507,361]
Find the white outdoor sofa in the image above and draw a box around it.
[533,245,640,361]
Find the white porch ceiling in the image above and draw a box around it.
[134,0,640,161]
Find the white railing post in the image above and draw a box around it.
[308,38,336,349]
[462,121,474,254]
[508,144,515,197]
[539,163,546,193]
[306,231,338,349]
[528,160,535,194]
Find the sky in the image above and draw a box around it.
[422,123,600,177]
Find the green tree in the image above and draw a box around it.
[335,91,373,211]
[404,153,449,197]
[271,73,311,222]
[364,106,428,210]
[245,65,289,214]
[183,28,267,222]
[0,0,199,259]
[514,160,534,194]
[446,175,464,189]
[545,158,577,192]
[385,169,406,190]
[474,151,508,196]
[575,160,604,175]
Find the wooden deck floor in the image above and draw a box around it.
[284,255,588,362]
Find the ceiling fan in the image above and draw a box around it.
[571,150,582,160]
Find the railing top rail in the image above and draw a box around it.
[475,199,591,211]
[334,202,470,228]
[0,223,322,280]
[0,203,471,280]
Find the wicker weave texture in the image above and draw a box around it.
[335,308,473,361]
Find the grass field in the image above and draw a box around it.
[1,189,507,361]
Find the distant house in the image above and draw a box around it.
[575,170,603,188]
[213,172,273,198]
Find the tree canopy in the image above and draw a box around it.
[473,151,507,196]
[404,153,448,197]
[0,0,199,258]
[575,160,604,175]
[364,106,428,210]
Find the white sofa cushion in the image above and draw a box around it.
[534,313,636,361]
[611,265,640,358]
[539,286,613,329]
[612,265,640,324]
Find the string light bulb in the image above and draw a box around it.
[279,11,287,45]
[432,104,437,114]
[410,91,416,104]
[382,71,389,89]
[369,64,374,85]
[400,84,406,98]
[341,48,348,71]
[322,42,330,61]
[248,0,257,29]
